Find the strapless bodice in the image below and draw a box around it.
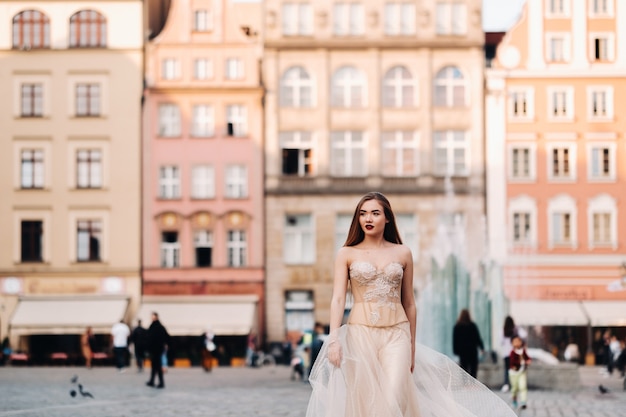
[347,261,408,327]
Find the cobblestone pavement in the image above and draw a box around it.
[0,365,624,417]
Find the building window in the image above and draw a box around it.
[282,3,313,36]
[433,131,468,177]
[191,105,214,137]
[76,149,102,189]
[548,88,573,119]
[162,58,180,80]
[280,131,313,176]
[227,230,246,267]
[433,66,465,107]
[381,131,419,177]
[590,0,612,16]
[194,9,213,32]
[21,220,43,262]
[194,230,213,267]
[588,145,615,181]
[509,146,535,180]
[225,165,248,198]
[435,2,467,35]
[75,83,100,117]
[547,0,569,16]
[548,195,576,248]
[384,2,416,35]
[12,10,50,49]
[69,10,107,48]
[285,290,315,334]
[21,83,43,117]
[280,66,313,108]
[284,214,315,264]
[226,105,247,137]
[512,212,531,244]
[159,166,180,199]
[589,33,614,62]
[21,149,44,189]
[382,66,415,108]
[589,88,612,119]
[77,220,101,262]
[588,194,617,249]
[509,89,534,120]
[225,58,244,80]
[191,165,215,199]
[509,195,537,247]
[592,212,611,245]
[160,231,180,268]
[552,212,572,245]
[331,66,366,108]
[158,104,181,137]
[194,59,214,80]
[549,146,575,180]
[330,131,367,177]
[333,3,364,36]
[547,34,570,62]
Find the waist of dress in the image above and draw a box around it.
[348,301,408,327]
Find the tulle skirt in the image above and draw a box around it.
[306,323,516,417]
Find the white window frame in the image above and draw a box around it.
[161,58,180,80]
[67,74,108,118]
[546,33,571,63]
[68,209,109,263]
[14,75,51,118]
[226,105,247,137]
[283,214,315,264]
[507,143,537,182]
[193,9,214,32]
[381,131,420,177]
[194,59,214,80]
[586,142,616,182]
[19,148,45,189]
[333,3,365,36]
[282,3,313,36]
[194,230,214,267]
[546,142,576,182]
[589,0,613,17]
[589,32,614,62]
[435,2,467,35]
[76,149,102,189]
[384,2,416,36]
[76,219,103,262]
[191,164,215,199]
[160,231,180,268]
[158,104,181,137]
[280,66,314,108]
[159,165,181,199]
[433,66,466,107]
[547,86,574,121]
[280,131,315,176]
[508,195,537,248]
[227,230,247,267]
[330,131,368,177]
[382,66,417,108]
[587,86,613,121]
[587,194,617,249]
[508,87,534,121]
[225,58,244,80]
[225,165,248,198]
[14,141,52,190]
[191,104,215,137]
[331,66,367,108]
[433,130,469,177]
[546,0,570,17]
[547,194,577,249]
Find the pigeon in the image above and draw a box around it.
[70,389,77,397]
[78,384,94,398]
[70,375,78,384]
[598,384,609,394]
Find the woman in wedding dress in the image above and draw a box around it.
[306,192,516,417]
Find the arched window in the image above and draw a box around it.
[433,66,465,107]
[382,66,416,108]
[331,66,366,108]
[12,10,50,49]
[69,10,107,48]
[280,66,313,108]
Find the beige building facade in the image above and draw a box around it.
[0,1,143,363]
[263,0,486,344]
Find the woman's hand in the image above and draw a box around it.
[328,341,342,367]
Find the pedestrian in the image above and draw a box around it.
[608,334,621,375]
[453,308,485,378]
[306,192,515,417]
[146,312,169,388]
[509,335,531,410]
[81,327,96,369]
[308,322,325,378]
[500,316,527,392]
[130,320,147,372]
[201,329,216,372]
[563,338,580,363]
[111,320,130,372]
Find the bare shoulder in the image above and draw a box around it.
[335,246,353,264]
[394,244,413,266]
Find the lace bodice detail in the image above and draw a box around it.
[348,261,407,326]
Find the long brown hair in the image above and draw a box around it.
[344,192,402,246]
[456,308,471,324]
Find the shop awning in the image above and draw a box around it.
[581,301,626,326]
[509,300,589,326]
[9,295,129,335]
[136,295,258,336]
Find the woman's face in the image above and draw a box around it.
[359,199,387,237]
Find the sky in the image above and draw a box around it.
[482,0,526,31]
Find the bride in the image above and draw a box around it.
[306,192,516,417]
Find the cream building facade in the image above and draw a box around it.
[0,1,143,363]
[263,0,486,344]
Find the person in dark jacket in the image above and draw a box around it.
[146,312,169,388]
[130,320,147,372]
[453,308,484,378]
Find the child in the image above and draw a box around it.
[509,335,531,409]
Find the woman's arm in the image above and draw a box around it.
[400,246,416,372]
[327,247,350,367]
